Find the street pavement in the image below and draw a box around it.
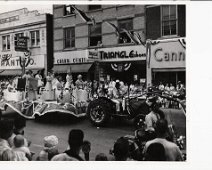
[24,113,135,161]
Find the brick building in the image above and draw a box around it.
[53,5,146,83]
[0,8,53,77]
[146,5,186,87]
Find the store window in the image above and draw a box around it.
[2,35,10,51]
[88,5,101,11]
[64,27,75,48]
[30,30,40,47]
[161,5,177,37]
[64,5,75,16]
[89,23,102,47]
[118,18,133,44]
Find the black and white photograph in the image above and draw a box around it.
[0,3,187,163]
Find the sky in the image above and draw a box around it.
[0,3,53,14]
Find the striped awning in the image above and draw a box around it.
[0,69,42,76]
[53,64,93,73]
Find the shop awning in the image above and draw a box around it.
[152,68,186,72]
[53,64,93,73]
[0,69,43,76]
[0,70,22,76]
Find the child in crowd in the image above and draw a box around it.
[95,153,108,161]
[12,135,31,161]
[37,135,59,161]
[0,148,17,161]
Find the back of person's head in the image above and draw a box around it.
[113,137,129,161]
[0,149,16,161]
[144,143,166,161]
[14,117,26,135]
[95,153,108,161]
[14,135,25,148]
[155,119,168,136]
[68,129,84,149]
[0,120,14,140]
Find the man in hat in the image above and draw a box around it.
[51,129,85,161]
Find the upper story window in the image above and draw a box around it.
[118,18,133,44]
[161,5,177,37]
[64,27,75,48]
[2,35,10,51]
[15,33,24,40]
[64,5,75,16]
[30,30,40,47]
[89,23,102,47]
[88,5,101,11]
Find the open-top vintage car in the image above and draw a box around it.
[87,90,186,132]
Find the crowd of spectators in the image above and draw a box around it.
[0,109,185,161]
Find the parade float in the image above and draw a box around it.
[0,78,88,120]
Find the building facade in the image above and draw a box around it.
[146,5,186,87]
[0,8,53,77]
[53,5,146,83]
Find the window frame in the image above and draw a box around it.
[161,5,178,37]
[88,23,102,47]
[64,27,75,49]
[88,5,102,11]
[2,35,10,51]
[30,30,40,47]
[118,18,133,44]
[64,5,75,16]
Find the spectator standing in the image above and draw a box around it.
[12,135,31,161]
[35,70,44,94]
[143,143,166,161]
[143,119,183,161]
[158,82,164,91]
[0,120,14,158]
[169,83,175,92]
[51,129,84,161]
[110,137,131,161]
[0,148,17,161]
[95,153,108,161]
[37,135,59,161]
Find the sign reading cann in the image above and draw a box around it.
[15,36,28,52]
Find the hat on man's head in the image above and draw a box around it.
[68,129,84,148]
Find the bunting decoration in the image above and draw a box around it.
[105,21,120,37]
[178,38,186,49]
[72,6,96,26]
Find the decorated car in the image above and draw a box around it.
[0,77,88,120]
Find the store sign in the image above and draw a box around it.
[14,36,28,52]
[99,45,146,62]
[54,50,93,65]
[150,39,186,68]
[88,50,99,61]
[0,53,44,70]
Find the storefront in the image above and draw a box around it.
[146,38,186,87]
[0,51,45,78]
[97,45,146,84]
[53,50,94,81]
